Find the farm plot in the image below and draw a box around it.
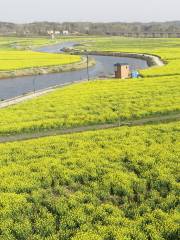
[0,76,179,136]
[0,51,80,71]
[0,122,179,240]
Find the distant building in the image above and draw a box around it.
[47,30,54,35]
[54,31,60,35]
[114,63,130,79]
[62,30,69,35]
[47,30,56,39]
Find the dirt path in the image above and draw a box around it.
[0,113,179,144]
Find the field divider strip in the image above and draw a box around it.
[0,113,179,144]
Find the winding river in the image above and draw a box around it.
[0,42,148,100]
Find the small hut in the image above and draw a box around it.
[114,63,130,79]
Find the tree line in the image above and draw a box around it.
[1,21,180,36]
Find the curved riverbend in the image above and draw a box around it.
[0,42,151,101]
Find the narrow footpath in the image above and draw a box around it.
[0,113,179,144]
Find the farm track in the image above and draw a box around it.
[0,112,179,144]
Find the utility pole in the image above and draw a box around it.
[87,53,90,81]
[33,77,36,94]
[118,102,121,127]
[85,50,90,81]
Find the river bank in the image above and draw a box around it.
[0,56,96,80]
[0,80,83,109]
[69,50,164,67]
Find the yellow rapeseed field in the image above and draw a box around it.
[0,51,81,71]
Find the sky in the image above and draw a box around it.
[0,0,180,23]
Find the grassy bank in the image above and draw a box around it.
[0,55,96,79]
[0,37,84,77]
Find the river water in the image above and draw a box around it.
[0,42,148,100]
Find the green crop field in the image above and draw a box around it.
[0,122,179,239]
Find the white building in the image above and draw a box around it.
[55,31,60,35]
[47,30,54,35]
[62,30,69,35]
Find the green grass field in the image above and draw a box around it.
[0,122,179,239]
